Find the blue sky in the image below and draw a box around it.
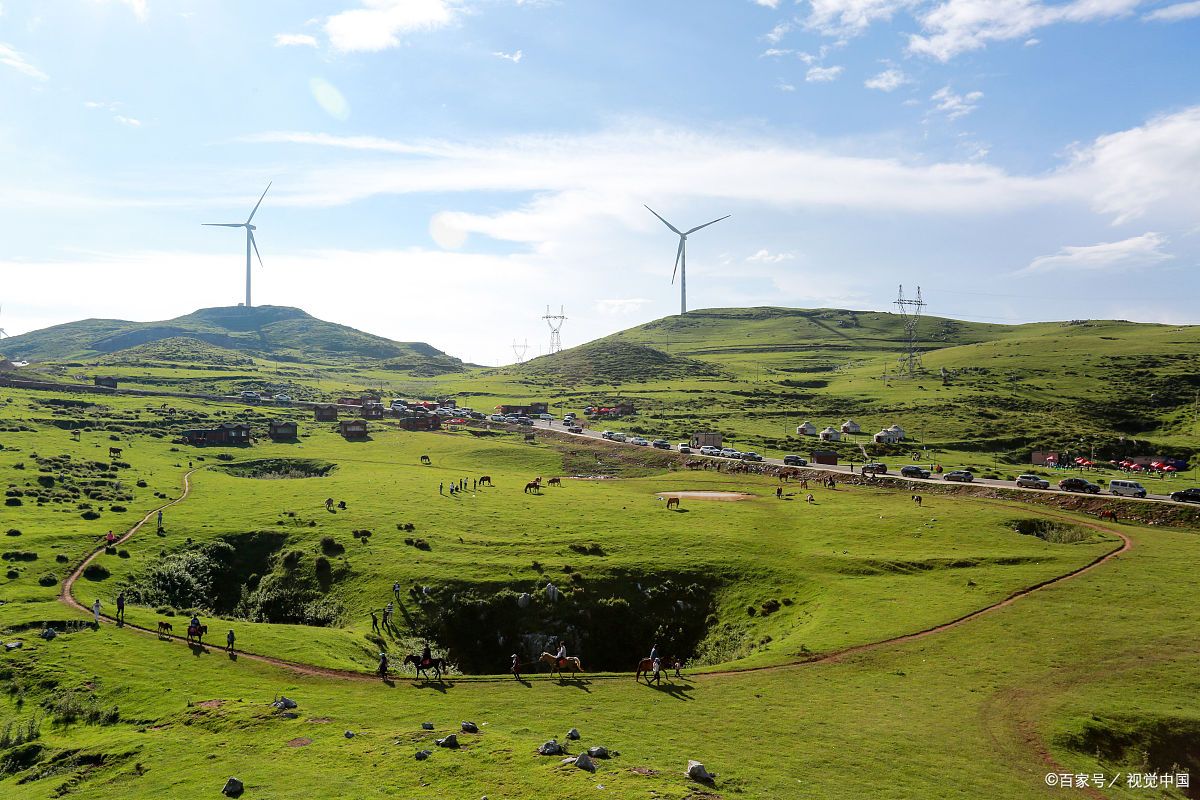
[0,0,1198,364]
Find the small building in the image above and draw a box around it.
[1031,450,1060,466]
[313,404,338,422]
[497,402,549,416]
[398,413,441,431]
[796,421,817,436]
[0,359,16,373]
[819,427,841,442]
[690,431,723,449]
[268,420,298,441]
[873,429,901,444]
[181,422,252,447]
[361,403,385,420]
[811,449,839,465]
[337,397,364,406]
[339,419,368,439]
[94,376,119,389]
[887,424,906,440]
[840,420,861,435]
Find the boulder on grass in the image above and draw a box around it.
[538,739,563,756]
[566,727,580,740]
[414,749,432,761]
[574,753,597,773]
[222,776,244,797]
[421,722,434,730]
[461,721,479,734]
[436,734,458,748]
[587,746,609,759]
[271,696,297,710]
[687,760,716,783]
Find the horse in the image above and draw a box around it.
[912,495,923,506]
[540,652,584,679]
[420,455,431,465]
[325,497,335,511]
[403,654,446,680]
[547,477,562,487]
[635,656,683,683]
[1098,509,1118,522]
[157,621,173,637]
[524,481,541,494]
[478,476,493,486]
[665,497,680,510]
[108,446,122,458]
[186,624,207,645]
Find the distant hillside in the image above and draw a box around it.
[97,337,255,367]
[0,306,466,374]
[509,340,726,384]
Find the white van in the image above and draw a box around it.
[1109,479,1147,498]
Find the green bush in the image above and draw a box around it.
[82,563,110,581]
[37,573,57,587]
[2,551,37,562]
[5,529,20,537]
[81,511,101,520]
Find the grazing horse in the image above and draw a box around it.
[186,624,207,645]
[540,652,584,679]
[478,476,493,486]
[635,656,683,683]
[524,480,541,494]
[420,455,431,465]
[403,654,446,680]
[1098,509,1118,522]
[157,621,173,638]
[665,497,680,510]
[912,495,923,506]
[109,446,122,458]
[547,477,562,487]
[325,497,335,511]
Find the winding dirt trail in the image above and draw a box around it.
[59,469,1133,686]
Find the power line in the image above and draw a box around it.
[542,305,566,355]
[895,284,925,378]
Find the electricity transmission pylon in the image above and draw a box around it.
[543,305,566,355]
[512,339,529,364]
[895,285,926,378]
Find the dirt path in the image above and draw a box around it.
[59,469,1133,686]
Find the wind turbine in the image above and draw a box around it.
[644,205,730,315]
[203,182,271,308]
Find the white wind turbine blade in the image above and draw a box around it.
[670,238,684,284]
[685,214,731,235]
[644,205,682,236]
[249,230,264,268]
[202,223,245,228]
[245,181,272,224]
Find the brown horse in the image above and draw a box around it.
[1097,509,1118,522]
[157,621,173,638]
[478,476,493,486]
[540,652,583,678]
[524,481,541,494]
[547,477,562,487]
[109,446,123,458]
[636,656,683,683]
[665,497,680,510]
[186,624,207,645]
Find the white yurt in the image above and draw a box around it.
[888,424,906,440]
[819,427,841,442]
[796,421,817,436]
[841,419,861,434]
[874,429,900,444]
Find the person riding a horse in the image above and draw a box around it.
[421,643,432,668]
[556,641,568,669]
[190,614,201,630]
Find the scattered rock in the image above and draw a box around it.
[421,722,435,730]
[587,746,610,759]
[39,628,57,641]
[687,760,716,783]
[271,696,297,710]
[221,776,244,797]
[574,753,597,773]
[278,712,299,720]
[517,592,532,608]
[344,730,355,739]
[545,582,561,601]
[567,727,580,740]
[461,721,479,734]
[561,756,577,766]
[414,749,432,761]
[538,739,564,755]
[436,734,458,748]
[3,640,21,651]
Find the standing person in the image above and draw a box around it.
[105,530,116,546]
[392,581,401,601]
[378,651,390,679]
[115,591,125,624]
[92,598,102,626]
[473,479,477,492]
[157,509,163,529]
[510,653,521,680]
[370,610,380,633]
[384,601,393,627]
[439,482,444,495]
[226,629,236,653]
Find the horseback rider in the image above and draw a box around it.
[421,642,432,668]
[556,641,568,668]
[649,643,659,663]
[190,613,201,631]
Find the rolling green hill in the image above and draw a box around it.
[506,339,727,385]
[0,305,465,374]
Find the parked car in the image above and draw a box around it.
[861,462,888,475]
[677,443,692,454]
[537,413,555,421]
[1059,477,1101,494]
[601,430,616,439]
[1109,479,1147,498]
[516,417,534,426]
[699,445,720,456]
[240,390,260,401]
[489,414,505,422]
[719,448,739,459]
[566,425,583,434]
[943,470,975,483]
[651,440,671,450]
[1169,487,1200,503]
[900,465,931,479]
[783,455,808,466]
[1015,474,1050,489]
[741,451,763,462]
[629,437,650,446]
[275,394,292,404]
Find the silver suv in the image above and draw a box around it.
[1015,474,1049,489]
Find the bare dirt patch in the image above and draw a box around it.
[656,491,755,501]
[287,737,313,747]
[307,717,332,724]
[195,699,223,709]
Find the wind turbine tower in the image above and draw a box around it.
[543,306,567,355]
[644,205,730,315]
[203,182,272,308]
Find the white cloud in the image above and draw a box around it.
[0,42,48,81]
[864,68,909,91]
[930,85,983,119]
[325,0,460,52]
[760,47,794,57]
[492,49,523,62]
[776,79,796,92]
[120,0,147,20]
[1024,36,1040,45]
[747,249,796,263]
[1019,232,1172,275]
[309,77,350,121]
[84,100,121,111]
[275,33,320,47]
[596,298,651,315]
[1144,0,1200,20]
[909,0,1143,61]
[806,65,844,82]
[806,0,920,34]
[114,115,141,127]
[764,20,793,43]
[752,0,782,7]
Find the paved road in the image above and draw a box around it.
[527,418,1193,506]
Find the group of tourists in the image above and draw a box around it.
[439,477,477,496]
